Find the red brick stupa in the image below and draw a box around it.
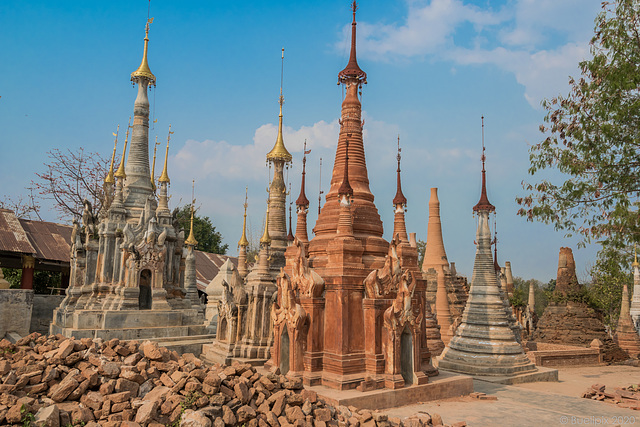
[270,2,436,391]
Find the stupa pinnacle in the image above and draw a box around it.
[295,142,311,242]
[439,118,535,376]
[392,136,408,243]
[266,48,292,271]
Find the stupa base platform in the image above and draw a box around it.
[449,366,558,385]
[50,309,206,340]
[307,370,473,410]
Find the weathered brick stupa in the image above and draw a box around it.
[270,2,436,391]
[631,250,640,333]
[50,19,205,340]
[422,191,469,340]
[614,282,640,359]
[422,188,454,347]
[533,247,611,346]
[438,134,536,377]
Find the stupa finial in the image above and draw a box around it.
[634,244,639,268]
[131,18,156,86]
[150,135,160,191]
[338,135,353,197]
[185,180,198,247]
[338,1,367,84]
[238,187,250,247]
[267,48,292,163]
[296,140,311,207]
[114,117,132,179]
[260,201,272,245]
[393,135,407,207]
[473,115,495,213]
[105,125,119,184]
[158,125,173,184]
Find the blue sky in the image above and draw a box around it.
[0,0,604,282]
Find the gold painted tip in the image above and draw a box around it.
[266,98,292,163]
[185,204,198,246]
[159,125,172,184]
[131,20,156,85]
[260,206,271,244]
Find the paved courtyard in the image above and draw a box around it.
[383,365,639,426]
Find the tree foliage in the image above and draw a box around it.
[416,239,426,267]
[175,204,228,255]
[517,1,640,248]
[588,245,632,328]
[1,268,61,295]
[511,276,548,317]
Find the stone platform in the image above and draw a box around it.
[307,370,473,410]
[524,341,602,367]
[50,309,206,340]
[468,366,558,385]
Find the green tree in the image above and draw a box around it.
[1,267,62,295]
[517,1,640,248]
[588,245,631,328]
[175,205,228,254]
[416,239,426,267]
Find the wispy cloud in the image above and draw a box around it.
[342,0,600,108]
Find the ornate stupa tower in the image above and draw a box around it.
[275,3,436,390]
[50,18,205,340]
[266,48,293,271]
[123,19,156,217]
[630,247,640,332]
[438,123,536,377]
[307,1,387,270]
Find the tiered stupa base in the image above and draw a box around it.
[51,308,206,340]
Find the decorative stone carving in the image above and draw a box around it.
[363,235,402,299]
[383,270,428,388]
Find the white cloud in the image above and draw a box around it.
[344,0,601,107]
[172,120,339,183]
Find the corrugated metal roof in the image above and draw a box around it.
[194,251,237,292]
[0,209,36,254]
[19,219,72,263]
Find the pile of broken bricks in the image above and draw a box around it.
[0,332,466,426]
[581,383,640,410]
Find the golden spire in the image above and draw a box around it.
[185,180,198,247]
[266,48,292,163]
[131,18,156,85]
[105,124,119,184]
[260,201,272,245]
[150,135,160,191]
[114,117,132,179]
[238,187,249,247]
[633,244,639,268]
[159,125,173,184]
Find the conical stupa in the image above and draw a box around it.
[438,122,536,376]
